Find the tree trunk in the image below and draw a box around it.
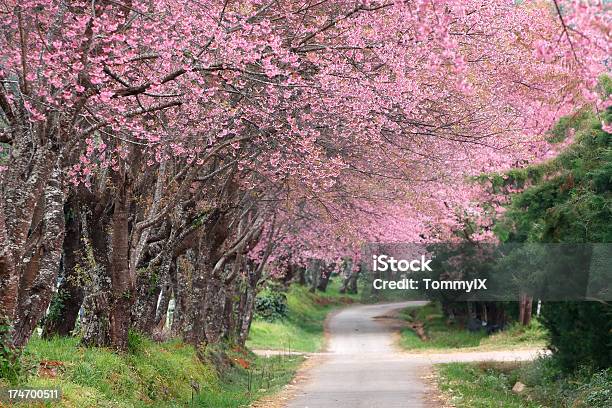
[152,261,174,335]
[184,210,227,345]
[43,195,85,338]
[281,263,296,285]
[81,206,112,347]
[234,281,248,339]
[237,261,263,346]
[0,149,54,331]
[316,262,332,292]
[308,259,321,292]
[131,264,163,335]
[221,283,236,342]
[523,296,533,325]
[518,293,533,326]
[0,197,18,325]
[185,247,211,345]
[222,256,244,343]
[483,302,506,327]
[203,277,226,344]
[348,267,359,294]
[12,166,66,347]
[339,260,359,294]
[237,286,256,346]
[171,252,194,337]
[108,181,133,350]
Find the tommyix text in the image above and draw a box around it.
[372,278,488,293]
[371,255,487,293]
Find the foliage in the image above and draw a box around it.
[497,98,612,244]
[16,335,216,407]
[0,320,31,385]
[43,288,70,330]
[247,279,358,352]
[577,369,612,407]
[540,302,612,372]
[411,243,498,306]
[126,330,145,355]
[254,288,288,322]
[436,362,541,408]
[493,97,612,373]
[3,334,302,407]
[437,358,612,408]
[194,350,303,408]
[398,303,546,352]
[1,334,303,407]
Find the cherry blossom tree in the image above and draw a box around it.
[0,0,609,349]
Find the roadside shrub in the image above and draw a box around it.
[576,369,612,408]
[254,289,288,322]
[519,356,562,387]
[127,330,145,355]
[518,356,612,408]
[440,361,612,408]
[480,371,510,392]
[0,320,34,385]
[0,324,21,385]
[540,302,612,373]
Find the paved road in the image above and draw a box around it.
[285,301,430,408]
[283,301,547,408]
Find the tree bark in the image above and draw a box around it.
[237,261,264,346]
[184,209,226,345]
[108,179,133,350]
[0,148,54,329]
[131,248,175,336]
[281,262,295,285]
[523,296,533,325]
[316,262,333,292]
[348,266,359,294]
[518,293,533,326]
[0,197,18,325]
[43,195,85,338]
[81,206,112,347]
[131,263,163,335]
[12,166,66,347]
[153,269,173,334]
[203,277,226,344]
[340,261,359,294]
[237,285,256,346]
[308,259,321,292]
[297,266,306,285]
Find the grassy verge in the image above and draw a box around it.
[194,351,303,408]
[436,362,541,407]
[2,334,302,407]
[398,302,546,352]
[436,359,611,408]
[247,280,359,352]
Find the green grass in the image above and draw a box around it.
[20,335,217,407]
[3,334,302,407]
[398,302,547,352]
[436,362,544,407]
[436,359,612,408]
[195,353,303,407]
[247,279,360,352]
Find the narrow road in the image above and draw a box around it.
[283,301,546,408]
[286,301,429,408]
